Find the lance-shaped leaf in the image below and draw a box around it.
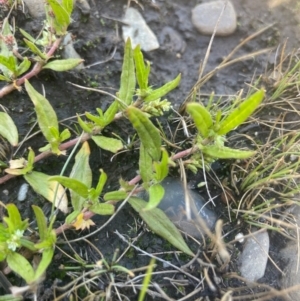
[95,169,107,196]
[4,204,28,234]
[127,106,161,161]
[16,58,31,76]
[89,203,114,215]
[144,183,165,210]
[201,145,255,159]
[25,80,58,144]
[139,143,153,185]
[43,59,84,72]
[62,0,74,15]
[143,74,181,102]
[69,142,92,211]
[77,114,93,133]
[104,190,128,201]
[47,0,72,35]
[23,38,47,60]
[0,55,17,73]
[118,39,136,106]
[153,148,169,182]
[92,136,123,153]
[217,89,265,135]
[129,197,194,256]
[186,103,213,138]
[134,45,150,90]
[32,205,48,241]
[33,247,54,282]
[0,112,18,146]
[48,176,89,199]
[7,253,35,284]
[25,171,68,213]
[104,100,119,125]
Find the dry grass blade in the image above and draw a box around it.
[180,24,274,113]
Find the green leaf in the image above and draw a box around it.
[153,148,169,182]
[95,170,107,196]
[32,205,48,241]
[201,145,255,159]
[0,55,17,73]
[43,58,84,72]
[118,38,136,106]
[7,252,35,284]
[0,112,18,146]
[4,204,27,234]
[217,89,265,135]
[25,171,68,213]
[0,74,11,81]
[77,114,93,133]
[104,100,119,125]
[62,0,73,15]
[134,45,149,90]
[92,136,123,153]
[127,106,161,161]
[60,128,71,141]
[47,0,71,35]
[20,28,36,43]
[23,38,47,60]
[143,74,181,102]
[139,143,153,185]
[89,203,115,215]
[145,184,165,210]
[128,197,194,256]
[25,80,59,144]
[85,111,106,128]
[186,103,213,138]
[69,141,92,211]
[48,175,89,199]
[103,190,128,201]
[65,210,80,224]
[33,247,54,281]
[16,57,31,76]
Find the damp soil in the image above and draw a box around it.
[1,0,300,300]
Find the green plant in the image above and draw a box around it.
[184,89,265,171]
[0,204,55,298]
[0,0,82,97]
[0,28,270,300]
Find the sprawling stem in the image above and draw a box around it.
[0,38,62,98]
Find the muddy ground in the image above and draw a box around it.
[1,0,300,300]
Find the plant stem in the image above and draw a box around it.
[0,132,90,184]
[0,38,62,98]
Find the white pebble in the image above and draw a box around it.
[18,183,29,201]
[235,232,244,243]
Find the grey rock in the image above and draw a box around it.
[279,204,300,301]
[61,33,85,70]
[142,178,217,238]
[122,7,159,51]
[191,1,237,36]
[23,0,45,19]
[239,230,270,282]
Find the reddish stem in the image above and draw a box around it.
[0,38,62,98]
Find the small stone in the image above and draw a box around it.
[149,178,217,238]
[239,230,270,282]
[122,7,159,51]
[191,1,237,36]
[23,0,45,19]
[61,33,85,70]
